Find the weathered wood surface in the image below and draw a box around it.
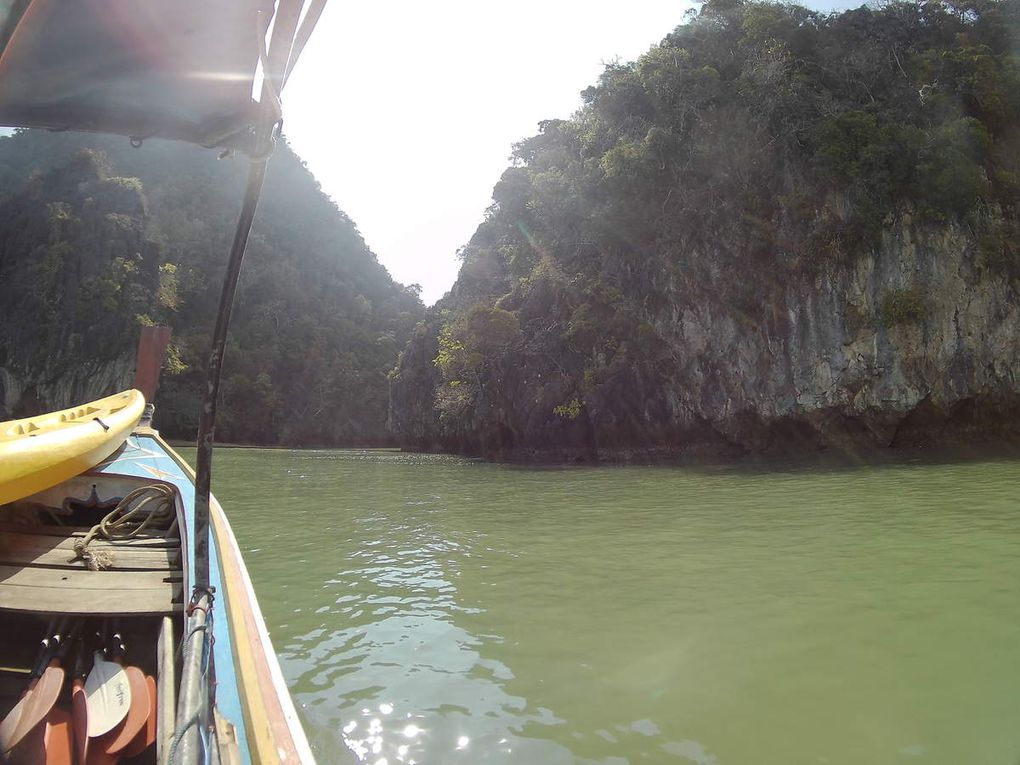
[0,569,182,614]
[0,523,179,546]
[0,530,179,571]
[0,524,183,615]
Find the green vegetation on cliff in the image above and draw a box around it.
[0,131,423,445]
[391,0,1020,459]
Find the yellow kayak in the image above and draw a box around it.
[0,389,145,506]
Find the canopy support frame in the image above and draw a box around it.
[181,1,310,761]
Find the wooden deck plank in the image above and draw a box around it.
[0,546,177,571]
[0,531,178,571]
[0,523,96,535]
[0,583,182,615]
[0,522,178,541]
[0,566,179,590]
[0,493,184,613]
[0,563,182,614]
[0,525,179,548]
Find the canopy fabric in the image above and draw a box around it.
[0,0,277,151]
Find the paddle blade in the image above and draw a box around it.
[84,653,130,738]
[95,666,147,754]
[119,674,157,758]
[6,715,44,765]
[42,707,73,765]
[0,690,29,752]
[71,679,89,765]
[7,706,71,765]
[83,744,118,765]
[2,625,60,751]
[6,663,64,752]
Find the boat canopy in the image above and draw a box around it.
[0,0,288,152]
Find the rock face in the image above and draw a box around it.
[389,0,1020,461]
[390,215,1020,461]
[1,356,136,422]
[662,219,1020,452]
[0,149,158,420]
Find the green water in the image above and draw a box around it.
[190,449,1020,764]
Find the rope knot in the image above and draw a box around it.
[69,484,176,569]
[69,538,113,570]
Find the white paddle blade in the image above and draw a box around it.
[84,651,131,738]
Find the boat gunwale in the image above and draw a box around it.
[138,426,315,763]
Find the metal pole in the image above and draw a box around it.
[192,0,305,592]
[192,156,269,590]
[182,3,313,762]
[173,593,210,764]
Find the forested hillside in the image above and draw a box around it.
[0,131,423,445]
[391,0,1020,460]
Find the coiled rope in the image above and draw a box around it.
[69,484,177,570]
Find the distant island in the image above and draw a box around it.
[3,0,1019,462]
[389,0,1020,460]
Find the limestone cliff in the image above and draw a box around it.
[0,149,158,419]
[389,0,1020,460]
[391,212,1020,460]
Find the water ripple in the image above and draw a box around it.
[195,447,1020,764]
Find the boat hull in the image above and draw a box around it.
[95,427,316,763]
[0,421,314,762]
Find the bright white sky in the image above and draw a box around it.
[283,0,856,305]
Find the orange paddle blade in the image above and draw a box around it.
[6,662,65,751]
[2,622,60,752]
[72,678,89,765]
[83,744,118,765]
[7,714,44,765]
[119,674,157,758]
[7,706,71,765]
[6,718,42,765]
[42,707,73,765]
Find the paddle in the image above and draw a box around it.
[118,672,156,758]
[30,625,78,765]
[7,705,73,765]
[90,630,147,757]
[83,625,131,739]
[0,618,66,754]
[71,638,91,765]
[6,621,79,751]
[0,621,57,752]
[110,625,156,759]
